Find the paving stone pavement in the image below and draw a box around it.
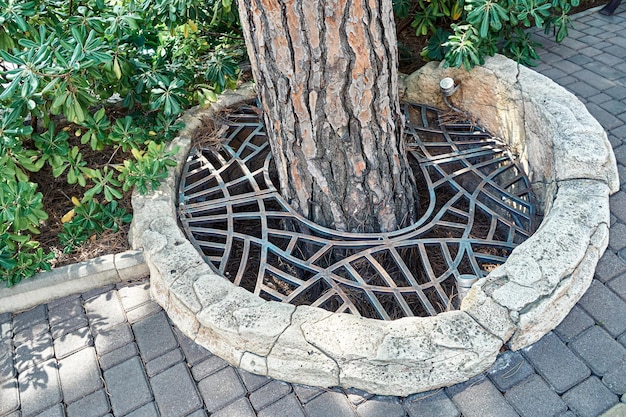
[3,6,626,417]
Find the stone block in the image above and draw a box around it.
[115,250,149,281]
[53,326,92,359]
[212,398,256,417]
[117,280,152,311]
[59,347,103,403]
[151,363,202,417]
[124,402,159,417]
[103,357,153,416]
[595,251,626,283]
[522,332,590,393]
[34,404,65,417]
[84,290,127,332]
[602,403,626,417]
[304,391,357,417]
[460,280,516,342]
[0,378,19,416]
[569,326,626,376]
[145,348,184,377]
[126,301,162,324]
[174,327,212,366]
[554,305,595,343]
[404,390,460,417]
[47,296,84,325]
[563,376,618,417]
[14,330,54,373]
[258,394,306,417]
[607,273,626,302]
[94,322,133,355]
[98,342,139,370]
[13,305,47,333]
[248,380,292,411]
[504,374,567,417]
[191,355,229,381]
[238,369,270,392]
[50,314,88,339]
[602,358,626,395]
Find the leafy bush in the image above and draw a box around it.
[0,0,244,286]
[394,0,578,69]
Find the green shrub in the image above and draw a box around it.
[0,0,244,286]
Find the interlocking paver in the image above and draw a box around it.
[185,410,208,417]
[238,369,271,392]
[249,380,292,411]
[602,403,626,417]
[446,376,518,417]
[125,402,160,417]
[174,328,212,366]
[66,389,111,417]
[487,351,535,392]
[610,221,626,252]
[356,396,406,417]
[13,305,47,334]
[47,296,83,325]
[145,348,184,377]
[579,280,626,337]
[53,326,92,359]
[133,311,178,362]
[34,404,65,417]
[103,357,153,416]
[554,305,595,344]
[151,363,202,417]
[0,344,15,384]
[197,367,246,413]
[126,300,162,324]
[59,347,102,404]
[563,376,618,417]
[258,394,306,417]
[610,191,626,223]
[98,341,139,370]
[602,358,626,396]
[84,290,127,331]
[304,391,358,417]
[117,281,152,311]
[569,326,626,376]
[212,398,256,417]
[14,330,54,373]
[595,251,626,283]
[94,322,133,355]
[191,355,229,381]
[50,314,89,339]
[607,273,626,302]
[0,378,20,416]
[344,388,374,407]
[292,384,324,404]
[504,374,567,417]
[18,359,62,417]
[404,390,461,417]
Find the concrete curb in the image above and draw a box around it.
[0,250,149,314]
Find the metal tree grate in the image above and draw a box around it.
[178,102,536,319]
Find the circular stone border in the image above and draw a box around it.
[129,55,619,396]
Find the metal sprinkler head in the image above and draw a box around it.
[440,77,459,97]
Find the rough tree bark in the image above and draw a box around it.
[237,0,417,233]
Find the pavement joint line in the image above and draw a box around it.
[0,250,149,314]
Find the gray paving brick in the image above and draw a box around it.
[523,332,590,393]
[603,358,626,396]
[126,300,162,324]
[14,331,54,373]
[125,402,159,417]
[0,378,20,416]
[0,320,11,340]
[117,281,152,311]
[84,290,127,332]
[94,322,133,355]
[66,389,110,417]
[586,103,625,130]
[613,145,626,167]
[191,355,229,381]
[133,311,178,362]
[103,357,153,416]
[34,404,65,417]
[504,374,567,417]
[356,396,405,417]
[98,341,139,370]
[0,312,11,324]
[198,367,246,413]
[563,376,618,417]
[404,390,460,417]
[487,351,535,392]
[579,280,626,337]
[249,380,292,411]
[555,305,595,343]
[258,394,306,417]
[292,384,325,404]
[151,362,202,417]
[174,328,212,366]
[81,284,115,301]
[0,343,15,383]
[344,388,374,407]
[238,369,271,392]
[606,85,626,101]
[570,326,626,376]
[567,81,600,99]
[304,391,358,417]
[611,191,626,223]
[53,326,92,359]
[211,398,256,417]
[13,305,47,333]
[595,251,626,283]
[47,296,84,325]
[185,410,208,417]
[50,314,89,339]
[608,273,626,302]
[446,376,518,417]
[145,348,184,377]
[19,359,62,417]
[59,347,102,403]
[619,332,626,349]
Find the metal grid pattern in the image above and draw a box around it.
[178,103,536,319]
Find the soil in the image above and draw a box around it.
[38,0,607,268]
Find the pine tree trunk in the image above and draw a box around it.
[237,0,417,233]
